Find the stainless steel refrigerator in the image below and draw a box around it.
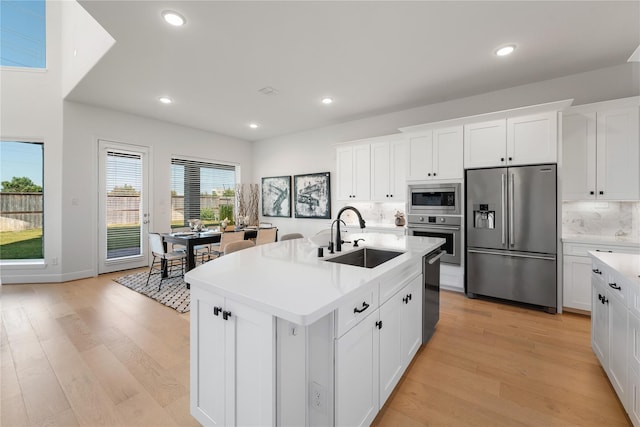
[465,164,557,313]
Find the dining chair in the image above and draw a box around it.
[146,232,187,290]
[171,226,211,264]
[255,228,277,245]
[224,240,255,255]
[210,231,245,258]
[280,233,304,241]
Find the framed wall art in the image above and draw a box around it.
[261,176,291,217]
[294,172,331,219]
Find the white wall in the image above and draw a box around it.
[252,63,640,238]
[0,2,64,283]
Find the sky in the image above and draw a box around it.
[0,141,43,187]
[0,0,46,68]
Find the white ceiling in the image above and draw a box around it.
[69,1,640,142]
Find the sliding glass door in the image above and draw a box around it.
[98,140,149,273]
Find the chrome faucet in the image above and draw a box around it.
[335,206,366,252]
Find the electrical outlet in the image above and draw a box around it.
[51,257,58,265]
[310,381,325,413]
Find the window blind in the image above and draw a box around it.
[171,158,236,227]
[105,151,142,259]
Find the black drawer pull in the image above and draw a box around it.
[592,268,601,274]
[354,302,370,314]
[222,310,232,320]
[375,320,383,330]
[609,283,621,291]
[213,306,222,316]
[595,249,612,253]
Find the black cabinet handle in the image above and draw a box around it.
[508,157,513,161]
[427,173,431,176]
[595,249,612,253]
[598,294,603,302]
[213,306,222,316]
[599,191,604,195]
[390,194,393,197]
[592,268,601,274]
[500,157,505,162]
[222,310,232,320]
[590,191,595,195]
[402,296,408,304]
[609,283,621,291]
[354,302,370,314]
[375,320,382,330]
[433,173,437,176]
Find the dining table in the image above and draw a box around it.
[161,228,261,276]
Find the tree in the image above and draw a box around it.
[108,184,140,196]
[1,176,42,192]
[222,188,235,197]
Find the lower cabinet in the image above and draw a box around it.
[191,288,275,427]
[335,275,423,426]
[630,366,640,426]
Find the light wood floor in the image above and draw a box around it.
[1,271,631,427]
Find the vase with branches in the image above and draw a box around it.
[235,183,259,227]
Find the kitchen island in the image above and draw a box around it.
[590,251,640,427]
[185,233,444,427]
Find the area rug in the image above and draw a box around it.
[114,271,190,313]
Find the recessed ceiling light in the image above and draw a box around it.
[321,97,334,105]
[249,123,259,129]
[158,96,173,104]
[162,10,186,26]
[495,45,516,57]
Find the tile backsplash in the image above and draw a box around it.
[562,201,640,241]
[335,202,407,226]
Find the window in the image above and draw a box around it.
[0,141,44,260]
[0,0,46,68]
[171,158,236,228]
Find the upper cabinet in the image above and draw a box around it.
[562,98,639,201]
[371,138,409,201]
[407,126,463,181]
[464,111,558,168]
[337,144,371,201]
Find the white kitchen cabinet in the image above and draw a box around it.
[591,269,609,366]
[464,112,557,168]
[609,293,628,404]
[407,126,463,181]
[335,310,379,427]
[191,289,275,427]
[562,241,639,313]
[629,365,640,427]
[629,313,640,424]
[335,273,423,425]
[371,139,408,201]
[337,144,370,201]
[562,101,639,201]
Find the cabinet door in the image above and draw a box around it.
[608,295,628,404]
[226,300,275,427]
[596,107,640,200]
[562,112,597,200]
[629,313,640,392]
[336,146,354,200]
[353,144,371,200]
[629,366,640,426]
[401,275,423,366]
[379,293,403,406]
[562,255,593,312]
[408,133,433,180]
[507,112,558,166]
[464,119,507,168]
[191,293,227,426]
[335,313,379,427]
[433,126,463,180]
[371,142,390,201]
[389,139,408,200]
[591,277,609,367]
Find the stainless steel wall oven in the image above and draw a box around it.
[407,215,461,265]
[408,183,461,215]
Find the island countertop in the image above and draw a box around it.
[185,233,444,325]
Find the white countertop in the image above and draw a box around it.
[562,233,640,247]
[185,233,444,326]
[589,251,640,285]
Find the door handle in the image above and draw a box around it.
[501,173,506,245]
[509,173,515,246]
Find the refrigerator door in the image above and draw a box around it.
[508,164,557,254]
[466,248,557,310]
[466,167,507,249]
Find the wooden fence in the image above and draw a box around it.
[0,192,43,231]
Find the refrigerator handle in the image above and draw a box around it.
[501,173,506,245]
[509,173,515,246]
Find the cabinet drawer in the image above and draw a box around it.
[335,285,379,338]
[564,242,640,257]
[379,261,421,305]
[603,268,629,306]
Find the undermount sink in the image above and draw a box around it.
[324,248,404,269]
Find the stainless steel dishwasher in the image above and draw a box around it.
[423,249,445,344]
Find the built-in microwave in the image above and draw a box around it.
[408,183,461,215]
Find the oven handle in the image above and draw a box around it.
[408,225,460,231]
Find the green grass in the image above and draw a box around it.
[0,229,43,259]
